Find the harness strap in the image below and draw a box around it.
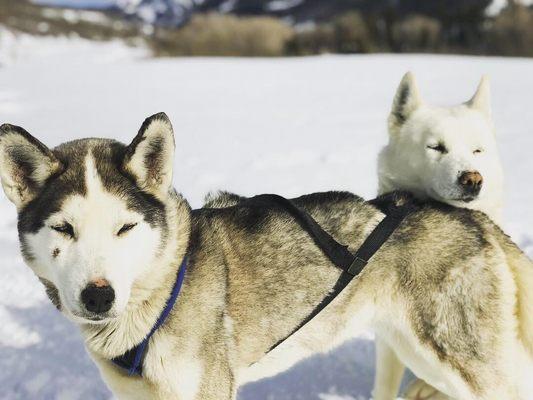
[261,194,414,355]
[111,256,188,376]
[111,192,415,374]
[248,194,355,269]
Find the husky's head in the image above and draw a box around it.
[0,113,177,324]
[379,72,503,217]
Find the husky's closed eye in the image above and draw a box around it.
[51,222,75,238]
[117,223,137,236]
[427,143,448,154]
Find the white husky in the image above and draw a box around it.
[378,72,503,224]
[374,72,505,400]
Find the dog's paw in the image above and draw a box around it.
[402,379,451,400]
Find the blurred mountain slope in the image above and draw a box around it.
[31,0,496,26]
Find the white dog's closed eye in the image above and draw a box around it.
[427,143,448,154]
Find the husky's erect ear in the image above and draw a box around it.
[122,112,175,200]
[0,124,63,210]
[467,75,491,120]
[388,72,422,134]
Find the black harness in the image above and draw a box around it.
[248,194,415,354]
[112,192,416,375]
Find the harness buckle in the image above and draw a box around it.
[347,256,367,275]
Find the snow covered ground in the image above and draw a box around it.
[0,37,532,399]
[0,27,148,67]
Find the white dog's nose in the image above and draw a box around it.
[458,171,483,195]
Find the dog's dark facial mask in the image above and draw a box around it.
[0,113,175,324]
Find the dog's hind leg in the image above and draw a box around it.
[505,246,533,356]
[373,337,405,400]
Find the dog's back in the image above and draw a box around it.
[194,191,533,398]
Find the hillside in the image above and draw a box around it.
[33,0,533,25]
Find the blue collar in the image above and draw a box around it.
[111,257,188,376]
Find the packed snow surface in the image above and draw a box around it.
[0,27,148,67]
[0,37,531,399]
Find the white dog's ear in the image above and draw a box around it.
[122,112,175,200]
[389,72,422,133]
[0,124,63,210]
[467,75,491,120]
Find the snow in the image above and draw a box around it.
[39,8,109,24]
[265,0,305,12]
[0,27,148,67]
[114,0,201,24]
[32,0,117,9]
[486,0,533,15]
[0,35,532,399]
[219,0,237,13]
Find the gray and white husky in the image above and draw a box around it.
[374,73,506,400]
[1,114,532,400]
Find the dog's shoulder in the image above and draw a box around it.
[203,191,245,208]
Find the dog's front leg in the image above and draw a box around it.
[373,337,405,400]
[192,358,236,400]
[144,349,236,400]
[91,352,235,400]
[90,352,158,399]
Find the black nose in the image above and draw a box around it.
[458,171,483,195]
[81,283,115,314]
